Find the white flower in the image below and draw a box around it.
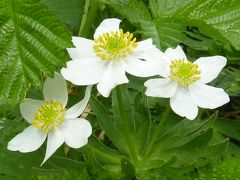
[7,73,92,165]
[61,18,166,97]
[144,45,230,120]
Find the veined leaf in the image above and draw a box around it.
[140,17,186,49]
[100,0,152,24]
[0,0,72,106]
[173,0,240,50]
[149,0,189,18]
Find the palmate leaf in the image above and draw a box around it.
[0,0,72,106]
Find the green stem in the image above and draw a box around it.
[78,0,90,36]
[143,106,171,158]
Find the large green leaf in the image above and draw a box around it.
[174,0,240,50]
[102,0,152,24]
[41,0,84,26]
[140,17,186,49]
[0,0,72,106]
[149,0,189,17]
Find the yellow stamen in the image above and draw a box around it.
[169,59,201,86]
[93,29,138,60]
[32,101,65,133]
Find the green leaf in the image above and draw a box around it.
[112,85,135,136]
[90,96,128,154]
[197,156,240,180]
[140,17,186,50]
[81,136,121,165]
[154,113,216,151]
[102,0,152,24]
[0,0,72,106]
[149,0,189,18]
[40,0,84,26]
[121,157,136,177]
[133,93,151,156]
[173,0,240,50]
[214,118,240,141]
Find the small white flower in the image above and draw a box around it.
[61,18,166,97]
[144,46,230,120]
[7,73,92,165]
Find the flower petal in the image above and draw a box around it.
[133,39,154,58]
[194,56,227,83]
[189,83,230,109]
[165,45,187,64]
[43,72,68,107]
[41,129,64,165]
[67,37,95,59]
[144,78,177,98]
[170,86,198,120]
[97,61,128,97]
[60,118,92,149]
[7,126,47,153]
[94,18,121,39]
[125,55,168,77]
[131,45,171,78]
[20,99,45,123]
[61,58,106,85]
[65,86,92,119]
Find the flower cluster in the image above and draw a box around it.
[8,18,230,164]
[61,18,229,120]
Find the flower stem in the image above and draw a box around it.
[78,0,90,36]
[143,106,171,158]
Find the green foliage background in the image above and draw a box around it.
[0,0,240,179]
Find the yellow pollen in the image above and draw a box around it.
[169,59,201,87]
[93,29,138,60]
[32,101,65,133]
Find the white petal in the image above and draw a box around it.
[61,58,106,85]
[97,61,128,97]
[67,37,95,59]
[65,86,92,119]
[170,87,198,120]
[41,129,64,165]
[189,83,230,109]
[20,99,44,123]
[60,118,92,149]
[134,46,170,77]
[43,72,68,107]
[165,45,187,64]
[144,78,177,98]
[194,56,227,83]
[125,55,168,77]
[133,39,154,59]
[7,126,47,153]
[94,18,121,39]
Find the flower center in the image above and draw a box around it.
[93,29,138,60]
[32,101,65,133]
[169,59,201,87]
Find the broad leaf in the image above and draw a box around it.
[41,0,84,26]
[103,0,151,24]
[0,0,72,106]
